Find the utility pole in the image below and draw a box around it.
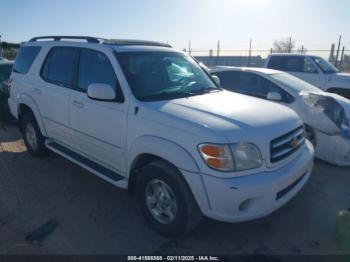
[335,35,342,67]
[217,40,220,57]
[288,37,292,53]
[339,46,345,69]
[0,35,3,57]
[329,43,335,62]
[247,39,252,66]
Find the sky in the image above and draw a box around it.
[1,0,350,52]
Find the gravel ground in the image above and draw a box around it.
[0,121,349,255]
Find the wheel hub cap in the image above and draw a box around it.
[145,179,178,224]
[25,123,38,150]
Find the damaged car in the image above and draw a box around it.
[210,66,350,166]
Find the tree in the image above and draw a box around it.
[273,37,295,53]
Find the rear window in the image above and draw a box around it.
[13,46,41,74]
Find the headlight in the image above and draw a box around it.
[198,144,234,171]
[198,143,262,172]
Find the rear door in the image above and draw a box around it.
[69,48,127,173]
[37,46,79,145]
[267,56,326,89]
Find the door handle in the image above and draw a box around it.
[33,88,42,94]
[73,100,84,108]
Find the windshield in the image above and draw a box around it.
[116,51,220,101]
[311,56,339,73]
[271,73,322,93]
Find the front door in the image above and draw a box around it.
[69,48,127,174]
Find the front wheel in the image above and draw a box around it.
[305,125,317,147]
[136,160,202,237]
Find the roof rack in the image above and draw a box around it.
[103,39,172,48]
[28,36,172,48]
[29,36,101,43]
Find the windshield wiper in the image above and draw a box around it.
[139,90,196,101]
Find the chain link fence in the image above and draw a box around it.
[191,48,350,72]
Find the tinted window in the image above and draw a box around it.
[268,56,317,73]
[13,46,41,74]
[78,49,115,91]
[77,49,124,102]
[216,71,293,103]
[267,56,285,70]
[214,71,234,89]
[41,47,79,87]
[0,65,13,82]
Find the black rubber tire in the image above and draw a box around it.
[136,160,202,237]
[20,112,49,157]
[305,124,317,147]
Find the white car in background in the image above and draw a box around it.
[265,54,350,100]
[211,66,350,166]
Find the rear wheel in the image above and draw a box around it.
[136,160,202,237]
[20,113,49,157]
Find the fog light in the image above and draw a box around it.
[239,199,252,212]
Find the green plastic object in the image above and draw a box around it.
[336,209,350,252]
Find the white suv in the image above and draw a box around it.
[8,36,314,236]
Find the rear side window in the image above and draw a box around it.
[267,56,285,70]
[268,56,317,73]
[13,46,41,74]
[41,47,79,87]
[214,71,234,89]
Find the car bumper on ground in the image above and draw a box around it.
[182,140,314,223]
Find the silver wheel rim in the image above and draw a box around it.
[25,123,38,150]
[145,179,178,224]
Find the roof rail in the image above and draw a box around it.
[29,36,101,43]
[103,39,172,48]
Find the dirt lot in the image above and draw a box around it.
[0,121,349,256]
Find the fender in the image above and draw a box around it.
[17,93,48,137]
[127,135,200,176]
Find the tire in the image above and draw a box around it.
[20,112,49,157]
[305,125,317,147]
[136,160,202,237]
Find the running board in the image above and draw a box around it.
[45,140,128,189]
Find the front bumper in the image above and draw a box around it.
[182,140,314,223]
[315,130,350,166]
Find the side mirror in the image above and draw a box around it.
[87,83,116,101]
[267,91,282,101]
[212,75,220,86]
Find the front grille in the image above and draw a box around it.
[270,126,305,163]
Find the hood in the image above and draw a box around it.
[144,90,301,144]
